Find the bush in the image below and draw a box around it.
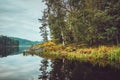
[43,41,56,47]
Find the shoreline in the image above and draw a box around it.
[24,41,120,69]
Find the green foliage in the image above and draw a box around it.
[37,0,120,68]
[38,9,48,42]
[41,0,120,45]
[0,35,19,47]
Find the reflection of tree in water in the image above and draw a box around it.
[0,35,19,57]
[48,59,120,80]
[38,58,120,80]
[39,59,49,80]
[49,59,72,80]
[0,47,19,57]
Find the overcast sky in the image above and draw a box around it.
[0,0,46,41]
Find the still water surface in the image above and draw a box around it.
[0,47,51,80]
[0,47,120,80]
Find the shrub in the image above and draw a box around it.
[43,41,56,47]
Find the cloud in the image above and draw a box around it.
[0,0,46,41]
[0,54,42,80]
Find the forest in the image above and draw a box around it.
[39,0,120,46]
[0,35,19,47]
[0,35,19,56]
[26,0,120,68]
[1,0,120,80]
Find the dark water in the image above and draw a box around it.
[0,47,120,80]
[0,46,19,57]
[48,59,120,80]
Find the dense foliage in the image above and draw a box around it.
[0,35,19,55]
[0,35,19,47]
[40,0,120,46]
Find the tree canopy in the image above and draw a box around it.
[40,0,120,46]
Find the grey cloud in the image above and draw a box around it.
[0,0,45,41]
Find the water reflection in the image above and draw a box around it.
[0,45,30,57]
[39,59,49,80]
[39,59,120,80]
[0,46,19,57]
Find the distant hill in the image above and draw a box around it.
[10,37,41,46]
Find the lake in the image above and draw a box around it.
[0,47,120,80]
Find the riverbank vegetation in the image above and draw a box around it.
[27,41,120,68]
[27,0,120,68]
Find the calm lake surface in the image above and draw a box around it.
[0,47,120,80]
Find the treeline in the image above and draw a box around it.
[0,35,19,56]
[40,0,120,46]
[0,35,19,47]
[10,37,40,46]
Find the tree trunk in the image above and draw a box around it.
[61,31,65,46]
[116,35,119,45]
